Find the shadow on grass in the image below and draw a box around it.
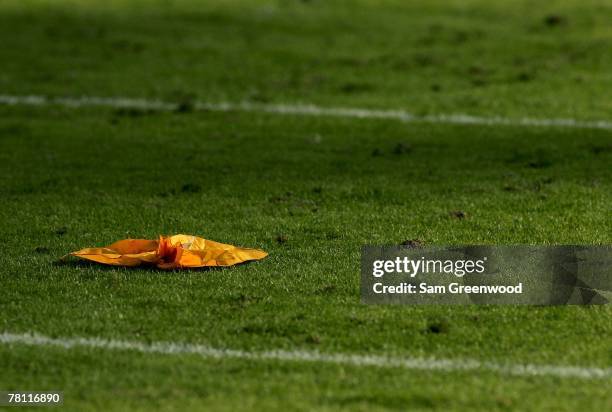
[52,258,252,273]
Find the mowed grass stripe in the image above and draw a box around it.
[2,332,610,380]
[1,94,612,130]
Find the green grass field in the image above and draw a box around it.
[0,0,611,410]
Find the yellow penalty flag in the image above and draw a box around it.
[67,234,267,269]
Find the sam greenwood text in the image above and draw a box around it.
[373,282,523,294]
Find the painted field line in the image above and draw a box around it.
[1,94,612,131]
[1,332,610,379]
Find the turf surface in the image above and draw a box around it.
[0,1,611,411]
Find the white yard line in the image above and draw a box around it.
[1,94,612,130]
[1,331,610,379]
